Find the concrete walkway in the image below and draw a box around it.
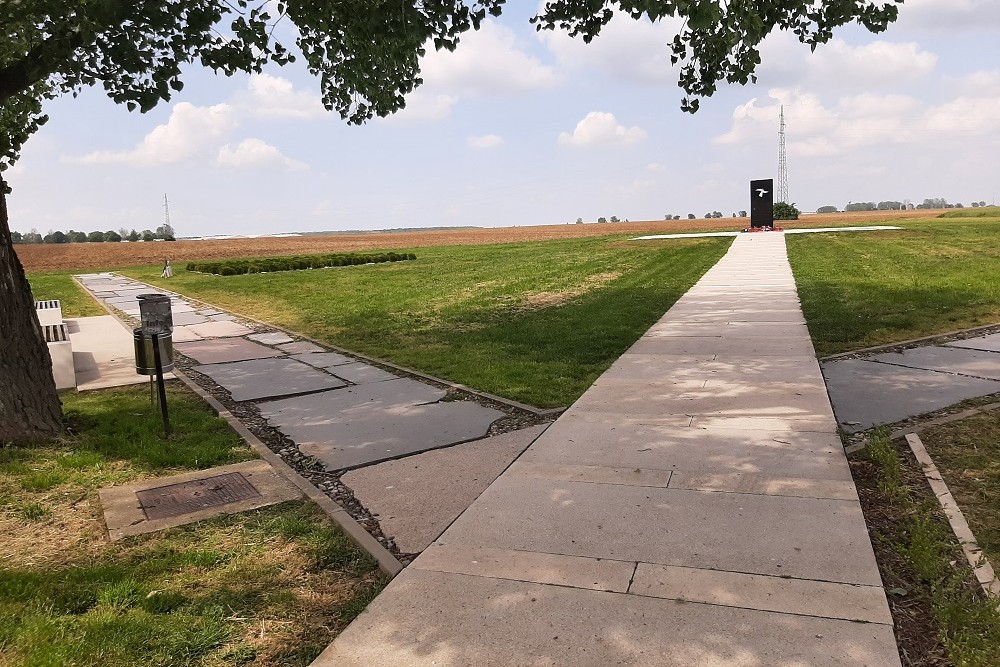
[316,233,900,666]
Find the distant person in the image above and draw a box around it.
[161,259,173,278]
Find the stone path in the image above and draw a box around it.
[823,336,1000,433]
[315,233,900,666]
[74,273,507,472]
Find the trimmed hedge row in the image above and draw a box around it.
[185,252,416,276]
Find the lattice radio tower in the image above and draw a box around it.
[163,193,171,229]
[777,106,789,203]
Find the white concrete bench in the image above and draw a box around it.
[35,299,63,327]
[42,322,76,390]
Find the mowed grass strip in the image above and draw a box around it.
[918,410,1000,567]
[26,271,106,317]
[126,236,732,407]
[787,215,1000,357]
[0,384,384,667]
[858,431,1000,665]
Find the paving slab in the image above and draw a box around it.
[66,316,173,390]
[630,563,891,624]
[329,361,399,384]
[317,568,900,667]
[291,351,355,368]
[871,345,1000,381]
[441,472,881,585]
[572,381,835,420]
[627,336,818,357]
[600,354,823,384]
[259,378,506,470]
[171,326,204,342]
[185,320,252,337]
[947,333,1000,353]
[208,313,237,321]
[277,340,326,354]
[341,425,548,553]
[519,413,851,480]
[248,331,295,345]
[175,338,284,364]
[195,357,346,401]
[413,543,635,592]
[170,311,209,326]
[821,358,1000,432]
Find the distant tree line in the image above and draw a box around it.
[11,224,175,243]
[817,198,989,213]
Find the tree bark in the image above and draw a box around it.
[0,177,64,442]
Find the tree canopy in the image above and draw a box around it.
[1,0,902,174]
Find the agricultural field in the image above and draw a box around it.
[16,208,938,272]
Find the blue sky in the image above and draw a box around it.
[8,0,1000,237]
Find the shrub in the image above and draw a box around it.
[184,251,416,276]
[773,202,800,220]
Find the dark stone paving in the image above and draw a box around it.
[277,341,325,354]
[258,378,505,470]
[171,311,209,326]
[870,346,1000,381]
[75,273,509,472]
[196,357,347,401]
[822,338,1000,432]
[292,352,355,368]
[948,333,1000,353]
[175,338,285,364]
[248,332,294,345]
[329,361,399,385]
[821,359,1000,433]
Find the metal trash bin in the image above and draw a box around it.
[137,293,173,335]
[134,328,174,375]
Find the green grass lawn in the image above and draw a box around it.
[787,214,1000,356]
[919,411,1000,567]
[125,235,732,407]
[0,384,384,667]
[27,271,106,317]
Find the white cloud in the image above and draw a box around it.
[756,35,938,91]
[896,0,1000,30]
[714,86,1000,158]
[70,103,236,165]
[244,73,326,119]
[540,13,682,85]
[558,111,647,147]
[380,20,557,124]
[467,134,504,149]
[809,40,937,85]
[421,21,557,95]
[646,162,666,172]
[380,90,459,123]
[217,138,307,170]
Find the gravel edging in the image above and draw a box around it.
[171,367,404,577]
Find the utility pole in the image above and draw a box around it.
[163,193,171,229]
[777,106,789,204]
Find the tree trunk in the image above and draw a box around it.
[0,177,64,442]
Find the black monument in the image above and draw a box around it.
[750,178,774,228]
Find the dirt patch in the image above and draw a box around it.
[15,210,940,272]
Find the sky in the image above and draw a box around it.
[7,0,1000,237]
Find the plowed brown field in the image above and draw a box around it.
[16,209,940,272]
